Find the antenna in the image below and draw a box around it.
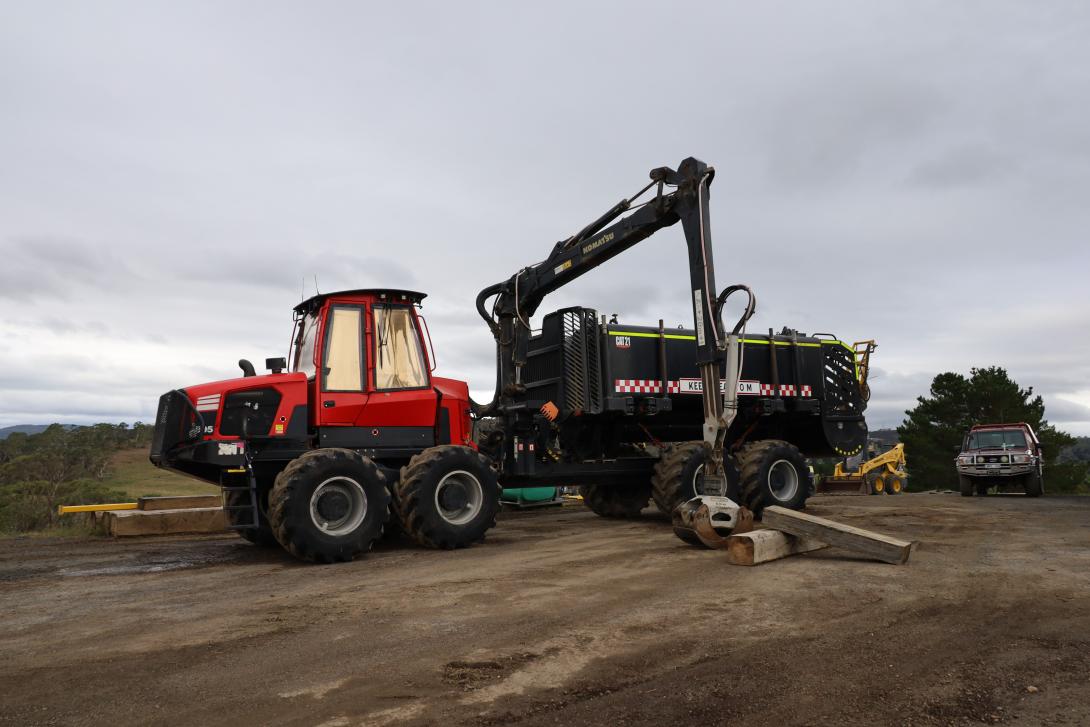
[313,274,320,296]
[300,277,305,302]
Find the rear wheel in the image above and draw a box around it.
[959,475,974,497]
[396,445,501,549]
[737,440,811,517]
[651,442,739,516]
[580,482,650,518]
[886,474,905,495]
[268,449,390,563]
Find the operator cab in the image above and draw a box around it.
[289,289,472,456]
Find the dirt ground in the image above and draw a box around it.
[2,494,1089,727]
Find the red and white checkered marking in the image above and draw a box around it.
[614,379,676,394]
[615,379,815,397]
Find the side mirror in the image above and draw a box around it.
[266,357,287,374]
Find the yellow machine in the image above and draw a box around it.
[820,442,908,495]
[853,340,877,402]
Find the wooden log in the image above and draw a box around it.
[725,529,828,566]
[138,495,221,511]
[761,505,915,565]
[108,507,227,537]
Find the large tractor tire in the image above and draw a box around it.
[268,448,390,563]
[959,475,974,497]
[871,472,889,495]
[886,473,906,495]
[737,440,811,517]
[225,488,278,548]
[580,482,650,518]
[396,445,501,549]
[651,442,740,515]
[1024,469,1043,498]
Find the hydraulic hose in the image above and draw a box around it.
[715,284,756,337]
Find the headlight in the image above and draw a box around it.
[1011,454,1030,464]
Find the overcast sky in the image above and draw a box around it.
[2,1,1089,435]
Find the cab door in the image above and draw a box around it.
[317,304,370,427]
[355,303,437,449]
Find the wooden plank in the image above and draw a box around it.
[761,505,915,565]
[108,507,227,537]
[725,529,828,566]
[138,495,222,511]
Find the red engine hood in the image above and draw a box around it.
[184,372,307,400]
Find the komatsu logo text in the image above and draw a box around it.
[581,232,614,256]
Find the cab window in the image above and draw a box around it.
[292,313,320,378]
[373,305,428,390]
[323,306,364,391]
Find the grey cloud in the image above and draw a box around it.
[1,2,1089,434]
[907,146,1016,188]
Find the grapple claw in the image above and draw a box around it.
[672,496,753,548]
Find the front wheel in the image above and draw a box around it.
[737,440,811,517]
[268,449,390,563]
[959,475,973,497]
[396,445,501,549]
[1025,469,1043,497]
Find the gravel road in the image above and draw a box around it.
[1,494,1088,726]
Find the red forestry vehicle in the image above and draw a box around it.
[151,157,870,562]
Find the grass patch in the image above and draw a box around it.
[104,448,219,499]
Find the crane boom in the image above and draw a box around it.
[475,157,754,538]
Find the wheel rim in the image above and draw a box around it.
[309,476,368,536]
[767,460,799,501]
[435,470,484,526]
[875,476,886,493]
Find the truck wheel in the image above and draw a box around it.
[580,483,650,518]
[225,488,278,548]
[1024,470,1043,498]
[396,445,500,549]
[268,448,390,563]
[651,442,740,515]
[959,475,973,497]
[737,440,811,517]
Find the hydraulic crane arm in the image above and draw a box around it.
[475,157,755,537]
[476,158,728,410]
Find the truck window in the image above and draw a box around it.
[323,306,364,391]
[966,429,1028,450]
[374,305,428,390]
[292,313,320,379]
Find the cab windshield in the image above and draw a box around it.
[291,313,320,378]
[965,429,1027,451]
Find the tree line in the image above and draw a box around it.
[0,423,153,532]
